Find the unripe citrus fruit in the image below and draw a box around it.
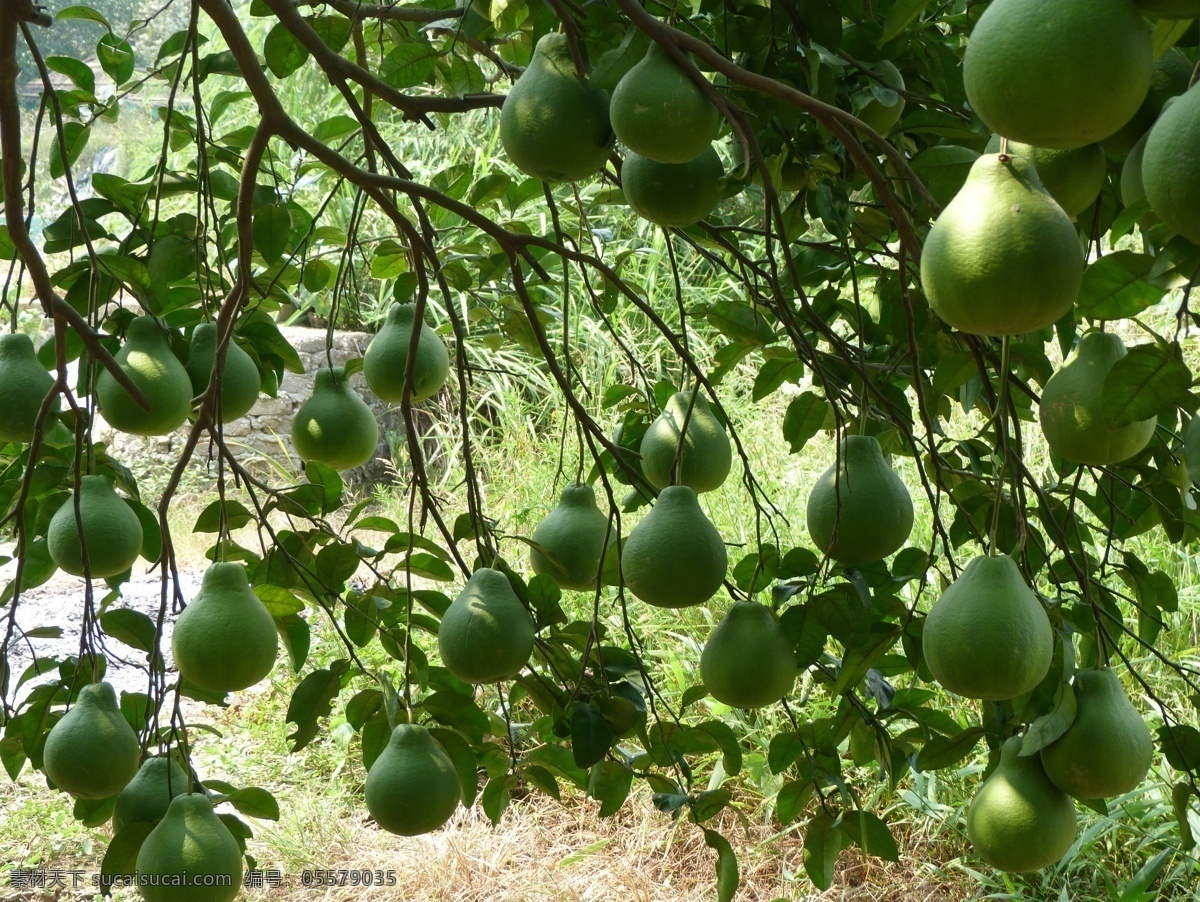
[529,483,610,591]
[621,485,727,608]
[47,475,144,579]
[438,568,535,683]
[640,391,732,493]
[700,602,797,708]
[363,302,450,404]
[365,724,461,836]
[43,681,140,800]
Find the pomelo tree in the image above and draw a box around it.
[1,0,1199,896]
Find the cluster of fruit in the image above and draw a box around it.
[499,33,725,227]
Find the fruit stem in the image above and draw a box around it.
[987,335,1013,556]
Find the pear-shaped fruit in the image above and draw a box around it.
[805,434,913,565]
[623,146,724,228]
[135,793,243,902]
[621,485,727,608]
[610,43,722,164]
[365,724,461,836]
[1039,331,1157,466]
[984,136,1105,217]
[363,302,450,404]
[185,323,261,423]
[967,735,1078,873]
[700,601,797,708]
[438,568,535,683]
[922,555,1053,700]
[0,333,59,443]
[1184,415,1200,487]
[855,61,905,135]
[47,475,144,578]
[963,0,1152,149]
[499,33,614,182]
[172,562,279,694]
[1039,669,1153,799]
[291,365,379,471]
[42,681,140,800]
[1134,0,1200,17]
[529,483,610,591]
[1103,49,1193,155]
[640,391,732,493]
[920,153,1084,336]
[95,316,193,437]
[1143,82,1200,245]
[112,756,189,835]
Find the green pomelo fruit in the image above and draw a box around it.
[437,568,535,683]
[185,323,262,423]
[363,302,450,404]
[622,147,724,228]
[1103,49,1193,155]
[854,60,906,135]
[172,562,279,694]
[1143,82,1200,245]
[42,681,140,800]
[1039,330,1157,466]
[529,483,610,591]
[47,474,144,578]
[135,793,243,902]
[0,333,59,443]
[1134,0,1200,17]
[621,485,727,608]
[499,33,614,182]
[1184,415,1200,486]
[984,136,1106,217]
[1119,132,1152,211]
[113,756,189,835]
[1039,668,1153,799]
[610,43,722,164]
[805,434,914,565]
[291,366,379,471]
[963,0,1152,149]
[365,724,461,836]
[700,601,797,708]
[639,391,732,493]
[920,153,1084,336]
[95,316,193,437]
[922,554,1054,700]
[967,735,1078,873]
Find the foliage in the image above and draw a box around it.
[1,0,1199,897]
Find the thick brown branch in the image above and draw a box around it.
[298,0,465,23]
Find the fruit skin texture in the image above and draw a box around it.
[621,485,727,608]
[1039,669,1153,799]
[365,724,461,836]
[46,475,144,578]
[438,568,535,683]
[610,43,721,164]
[984,136,1105,217]
[42,681,140,800]
[172,562,279,693]
[95,316,194,437]
[922,555,1053,700]
[967,735,1078,873]
[920,153,1083,337]
[1143,82,1200,245]
[363,303,450,404]
[855,61,905,135]
[640,391,732,493]
[529,483,610,591]
[1119,132,1152,210]
[135,793,243,902]
[962,0,1152,149]
[622,147,724,228]
[805,434,913,565]
[0,333,59,443]
[700,602,797,708]
[1134,0,1200,17]
[291,365,379,471]
[499,33,613,183]
[1039,331,1157,466]
[185,323,262,423]
[1103,49,1193,155]
[112,756,189,835]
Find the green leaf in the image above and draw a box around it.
[587,760,632,816]
[1172,783,1196,852]
[253,203,291,264]
[99,823,152,897]
[316,543,360,587]
[1076,252,1165,320]
[97,34,135,85]
[225,787,281,820]
[803,809,845,890]
[57,5,112,29]
[782,392,829,453]
[1158,724,1200,771]
[1020,682,1077,756]
[264,23,310,78]
[46,57,97,95]
[98,609,157,654]
[193,499,256,533]
[1118,848,1173,901]
[879,0,932,43]
[703,829,740,902]
[381,42,439,90]
[840,810,899,862]
[914,726,984,771]
[1102,342,1191,428]
[285,661,348,751]
[254,585,305,618]
[481,773,517,825]
[311,115,358,143]
[309,15,352,53]
[370,238,409,279]
[428,727,479,806]
[697,720,742,776]
[49,122,90,180]
[571,701,614,769]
